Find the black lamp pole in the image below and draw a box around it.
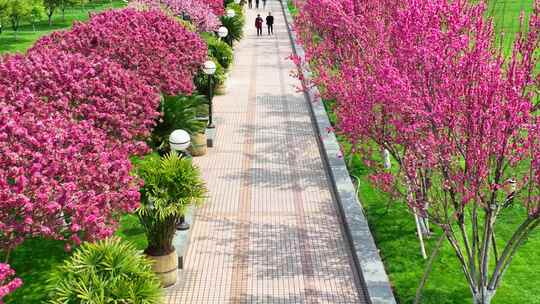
[207,74,215,129]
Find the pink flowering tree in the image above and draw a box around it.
[293,0,540,302]
[0,49,151,255]
[0,263,21,303]
[0,96,140,256]
[33,8,208,96]
[130,0,221,32]
[0,49,161,155]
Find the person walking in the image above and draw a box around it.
[266,12,274,35]
[255,14,263,36]
[255,0,260,9]
[262,0,267,9]
[248,0,252,9]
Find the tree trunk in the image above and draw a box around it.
[413,208,428,259]
[414,234,445,304]
[48,8,54,26]
[473,290,494,304]
[11,18,18,41]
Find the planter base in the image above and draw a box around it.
[147,250,178,287]
[206,128,216,148]
[189,133,207,156]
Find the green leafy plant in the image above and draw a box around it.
[203,34,233,70]
[135,153,206,256]
[151,94,207,150]
[47,237,163,304]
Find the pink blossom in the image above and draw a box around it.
[0,263,22,303]
[33,8,207,96]
[0,48,161,155]
[131,0,221,32]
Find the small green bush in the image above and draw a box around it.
[204,34,233,70]
[47,237,163,304]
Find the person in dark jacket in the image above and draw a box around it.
[266,12,274,35]
[255,14,263,36]
[262,0,267,8]
[255,0,260,9]
[248,0,252,8]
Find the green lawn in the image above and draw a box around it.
[347,156,540,304]
[489,0,535,54]
[0,0,125,54]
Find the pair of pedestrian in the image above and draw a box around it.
[248,0,266,9]
[255,12,273,36]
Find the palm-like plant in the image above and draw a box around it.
[204,34,234,70]
[150,94,207,150]
[47,237,163,304]
[135,153,206,256]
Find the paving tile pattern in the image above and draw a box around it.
[166,1,368,303]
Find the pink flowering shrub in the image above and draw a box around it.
[293,0,540,302]
[33,8,207,96]
[0,263,22,303]
[131,0,221,32]
[0,49,160,155]
[0,91,140,251]
[201,0,225,16]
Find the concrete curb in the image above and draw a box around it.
[279,2,397,304]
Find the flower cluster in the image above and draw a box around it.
[0,49,160,155]
[131,0,221,32]
[0,92,140,250]
[34,8,207,96]
[296,0,540,217]
[0,263,21,303]
[200,0,225,16]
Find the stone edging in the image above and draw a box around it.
[278,2,397,304]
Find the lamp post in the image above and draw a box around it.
[202,60,217,129]
[169,129,191,231]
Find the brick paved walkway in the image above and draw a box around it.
[166,1,368,303]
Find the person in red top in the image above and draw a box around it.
[255,14,263,36]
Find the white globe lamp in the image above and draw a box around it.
[226,9,236,18]
[218,26,229,38]
[202,60,217,75]
[169,129,191,152]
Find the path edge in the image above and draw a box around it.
[279,2,397,304]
